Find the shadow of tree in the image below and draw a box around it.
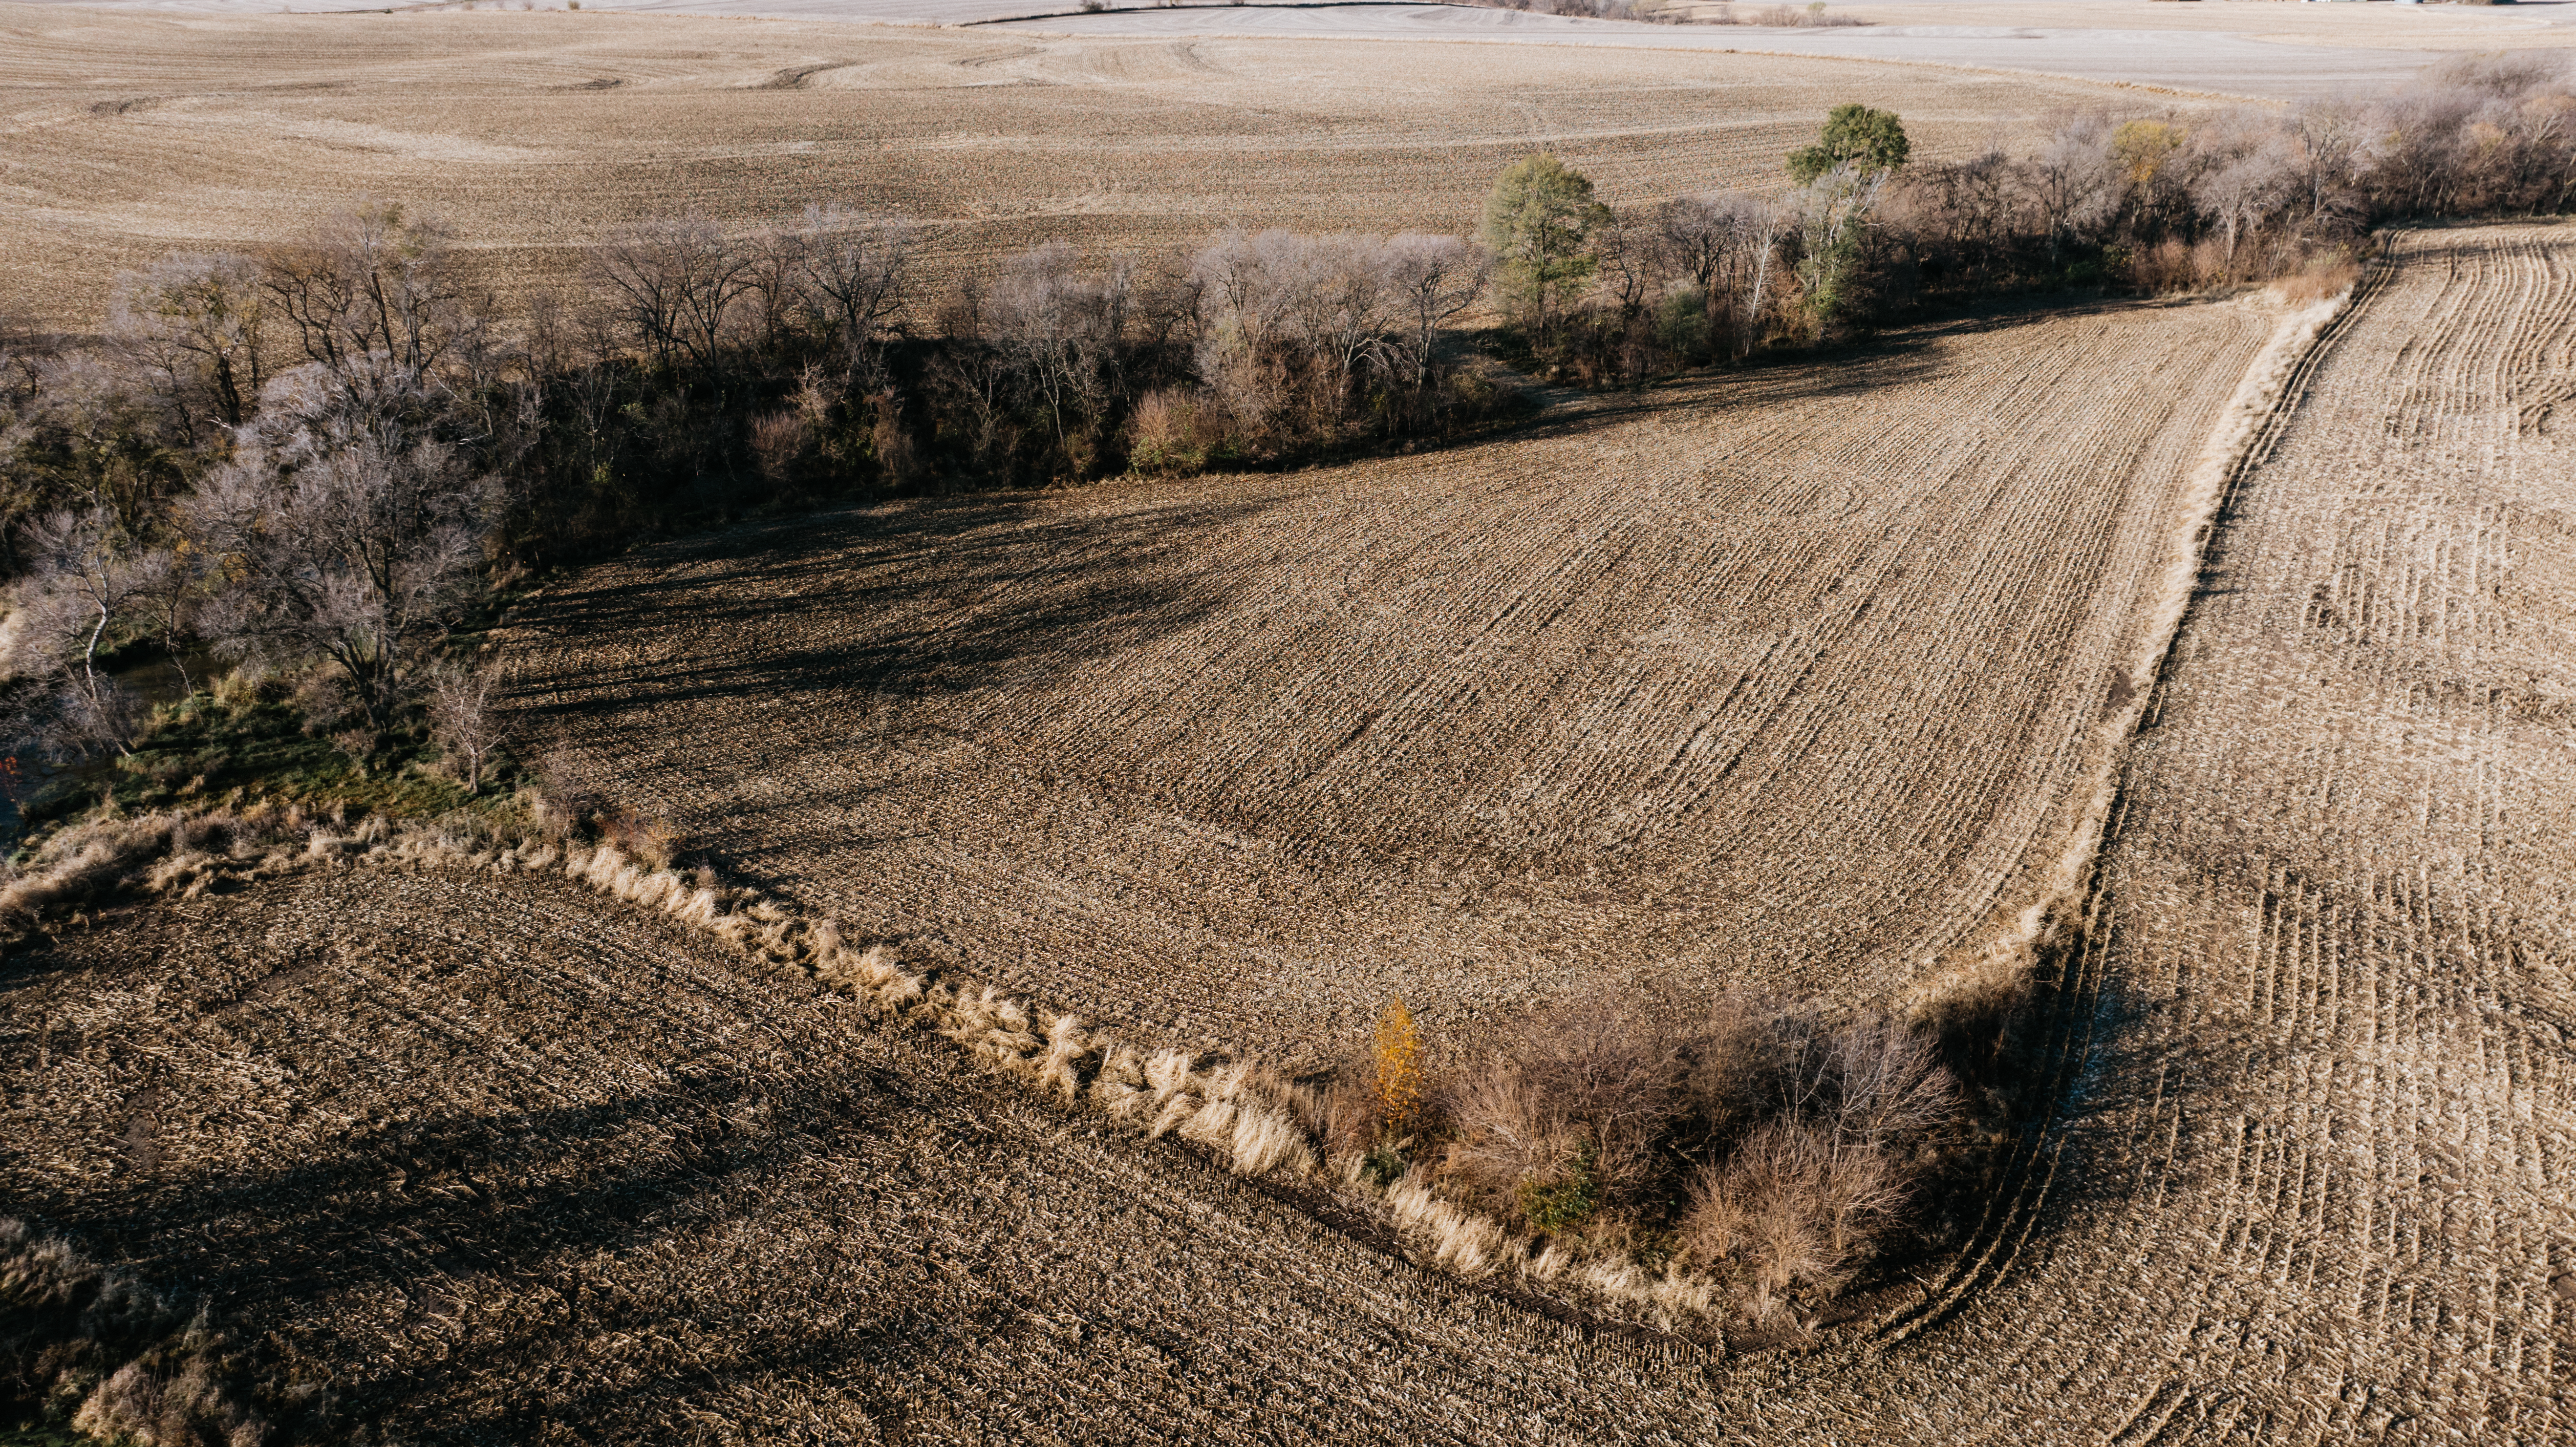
[505,489,1282,719]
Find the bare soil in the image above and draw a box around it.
[2,226,2568,1446]
[0,868,1730,1441]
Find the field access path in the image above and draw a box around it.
[504,295,2274,1068]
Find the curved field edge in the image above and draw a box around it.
[0,815,1741,1337]
[496,294,2282,1072]
[0,864,1737,1443]
[0,291,2343,1359]
[1714,220,2576,1442]
[1873,281,2359,1347]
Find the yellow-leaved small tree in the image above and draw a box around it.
[1374,997,1424,1140]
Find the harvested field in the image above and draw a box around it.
[503,294,2279,1063]
[3,202,2570,1447]
[0,866,1742,1440]
[1743,219,2576,1440]
[12,221,2573,1447]
[35,0,2566,104]
[0,3,2183,329]
[987,3,2543,100]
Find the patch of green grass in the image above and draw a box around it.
[17,681,524,852]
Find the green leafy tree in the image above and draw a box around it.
[1787,104,1912,185]
[1480,152,1611,337]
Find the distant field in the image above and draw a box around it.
[19,0,2568,104]
[502,294,2276,1063]
[984,0,2517,99]
[0,3,2179,328]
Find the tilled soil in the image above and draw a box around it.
[504,295,2273,1064]
[3,225,2570,1444]
[1738,220,2576,1443]
[0,868,1739,1444]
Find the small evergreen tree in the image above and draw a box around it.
[1787,104,1912,185]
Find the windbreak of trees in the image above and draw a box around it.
[0,53,2567,785]
[1509,57,2576,385]
[0,201,1511,774]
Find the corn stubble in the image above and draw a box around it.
[0,37,2562,1412]
[0,842,1754,1441]
[504,294,2276,1063]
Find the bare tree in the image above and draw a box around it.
[112,253,268,442]
[184,373,494,733]
[2,507,153,758]
[1193,229,1448,425]
[1656,192,1784,358]
[2291,102,2367,230]
[125,544,204,700]
[1383,234,1487,392]
[428,659,505,793]
[798,205,915,383]
[1816,1016,1956,1153]
[981,242,1133,447]
[1654,193,1735,295]
[1270,234,1404,392]
[1589,212,1666,321]
[588,216,755,379]
[2019,114,2125,265]
[2192,139,2304,275]
[1190,227,1296,345]
[1793,161,1889,326]
[262,200,473,385]
[742,225,809,354]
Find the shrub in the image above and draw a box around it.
[1125,386,1218,475]
[1516,1142,1602,1233]
[1682,1121,1906,1306]
[1335,983,1976,1319]
[748,408,810,483]
[1443,997,1683,1223]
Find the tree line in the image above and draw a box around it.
[1511,54,2575,383]
[0,53,2568,787]
[0,199,1521,777]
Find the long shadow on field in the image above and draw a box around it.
[8,1020,1011,1438]
[510,489,1278,726]
[510,294,2174,725]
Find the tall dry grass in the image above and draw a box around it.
[0,750,2097,1343]
[0,1218,281,1446]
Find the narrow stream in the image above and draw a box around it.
[1,653,210,853]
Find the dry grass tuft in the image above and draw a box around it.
[1443,997,1684,1225]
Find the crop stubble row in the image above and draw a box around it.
[504,297,2273,1062]
[1736,221,2576,1442]
[4,228,2570,1440]
[0,869,1751,1440]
